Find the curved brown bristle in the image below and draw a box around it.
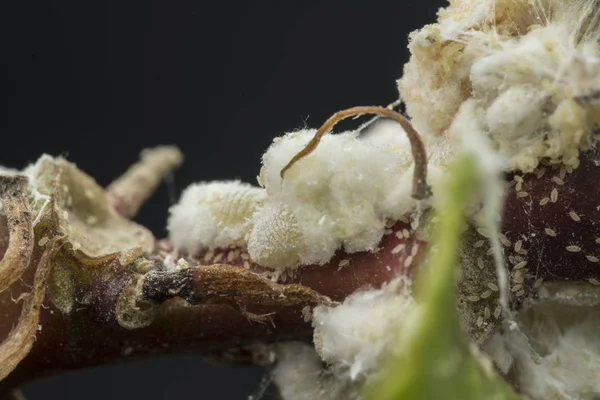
[279,106,432,200]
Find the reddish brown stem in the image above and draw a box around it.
[0,222,422,395]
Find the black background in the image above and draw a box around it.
[3,1,445,398]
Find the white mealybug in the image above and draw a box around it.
[167,180,266,254]
[245,121,445,270]
[247,203,305,269]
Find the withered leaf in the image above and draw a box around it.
[28,156,154,269]
[0,175,34,293]
[0,237,64,381]
[143,263,334,307]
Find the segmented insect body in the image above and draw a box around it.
[167,180,266,254]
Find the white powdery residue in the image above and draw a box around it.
[0,200,6,248]
[468,25,574,95]
[167,180,266,254]
[0,166,19,176]
[249,127,448,269]
[400,0,600,173]
[397,0,508,137]
[22,155,55,228]
[161,254,177,271]
[483,85,546,141]
[361,118,456,167]
[162,256,189,272]
[272,342,360,400]
[436,0,498,39]
[359,118,412,151]
[449,99,511,317]
[312,278,415,380]
[485,284,600,400]
[469,20,600,171]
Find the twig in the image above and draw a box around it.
[5,389,27,400]
[279,106,431,200]
[107,146,183,218]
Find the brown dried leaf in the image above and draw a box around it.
[28,156,154,269]
[143,263,334,307]
[0,237,64,381]
[0,176,34,293]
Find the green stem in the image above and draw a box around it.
[366,154,519,400]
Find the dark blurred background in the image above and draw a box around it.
[3,0,445,398]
